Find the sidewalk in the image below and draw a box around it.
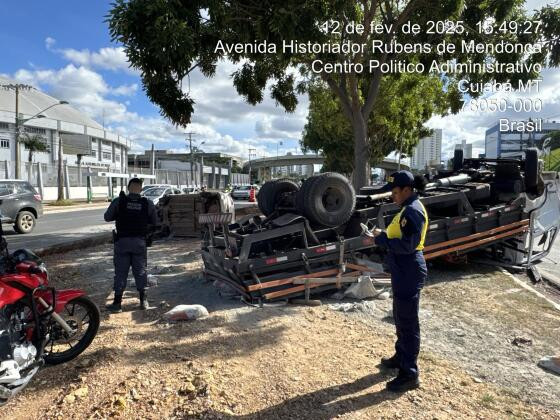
[43,201,110,214]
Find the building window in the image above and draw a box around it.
[115,154,121,162]
[102,152,112,160]
[0,139,9,149]
[102,140,111,147]
[0,122,9,130]
[91,149,97,158]
[24,126,46,135]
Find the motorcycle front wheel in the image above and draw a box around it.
[43,296,100,365]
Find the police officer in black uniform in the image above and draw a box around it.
[104,178,157,312]
[372,170,428,392]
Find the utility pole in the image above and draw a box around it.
[248,147,256,184]
[15,85,20,178]
[185,132,196,186]
[57,128,64,201]
[1,83,33,179]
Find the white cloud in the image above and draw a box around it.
[45,37,56,50]
[111,83,138,96]
[186,60,309,142]
[13,64,135,125]
[45,38,135,74]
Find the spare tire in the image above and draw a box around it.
[524,147,539,191]
[258,179,299,216]
[453,149,464,172]
[296,173,355,227]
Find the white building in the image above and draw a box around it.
[455,139,473,159]
[410,129,442,170]
[485,120,560,159]
[0,76,130,177]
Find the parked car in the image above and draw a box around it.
[182,186,200,194]
[231,185,259,200]
[0,180,43,234]
[143,186,182,205]
[141,184,172,195]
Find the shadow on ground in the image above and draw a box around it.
[200,373,400,419]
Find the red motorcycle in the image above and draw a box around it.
[0,234,100,404]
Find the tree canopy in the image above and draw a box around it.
[20,134,48,162]
[109,0,559,189]
[302,73,449,174]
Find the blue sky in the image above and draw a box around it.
[1,0,559,160]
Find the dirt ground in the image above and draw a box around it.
[1,238,559,419]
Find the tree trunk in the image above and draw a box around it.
[351,113,369,191]
[57,136,64,201]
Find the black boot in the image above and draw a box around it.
[386,372,420,393]
[106,293,123,313]
[380,354,400,369]
[139,290,149,310]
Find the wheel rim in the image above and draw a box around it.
[20,215,33,231]
[321,187,344,212]
[46,300,94,357]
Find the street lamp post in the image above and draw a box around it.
[1,83,67,179]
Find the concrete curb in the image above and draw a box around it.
[500,268,560,313]
[538,267,560,290]
[34,232,113,257]
[43,203,109,214]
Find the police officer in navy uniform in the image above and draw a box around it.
[372,170,428,392]
[104,178,157,312]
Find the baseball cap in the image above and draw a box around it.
[381,170,414,192]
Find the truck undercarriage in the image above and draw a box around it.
[200,150,560,303]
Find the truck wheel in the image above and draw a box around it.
[453,149,464,172]
[258,179,299,216]
[14,211,36,234]
[296,173,355,227]
[524,147,539,191]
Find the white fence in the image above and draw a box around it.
[0,161,250,202]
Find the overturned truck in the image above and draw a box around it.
[200,149,560,303]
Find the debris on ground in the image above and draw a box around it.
[538,355,560,375]
[162,304,209,321]
[512,336,533,347]
[329,301,377,314]
[343,276,389,299]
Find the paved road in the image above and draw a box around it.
[4,208,110,251]
[3,200,257,252]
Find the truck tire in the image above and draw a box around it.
[296,173,355,227]
[453,149,464,172]
[295,176,320,216]
[258,179,299,216]
[524,148,539,191]
[14,211,36,234]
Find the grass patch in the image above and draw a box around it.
[49,199,75,207]
[480,393,496,408]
